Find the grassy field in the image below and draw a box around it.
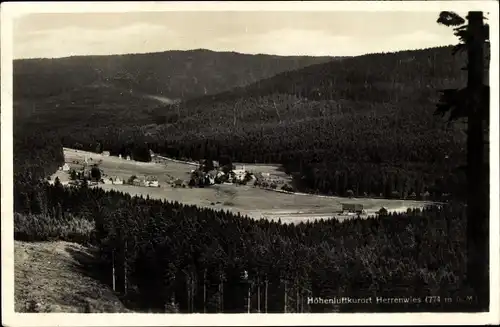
[14,241,130,313]
[53,148,433,224]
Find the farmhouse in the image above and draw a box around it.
[205,170,217,185]
[342,203,364,214]
[113,177,123,185]
[144,175,159,187]
[103,177,114,185]
[173,178,183,187]
[102,151,110,156]
[232,165,247,181]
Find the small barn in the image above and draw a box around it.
[103,177,114,185]
[205,170,217,185]
[144,175,159,187]
[342,203,364,214]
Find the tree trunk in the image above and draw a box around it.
[466,11,489,310]
[186,274,191,313]
[112,250,116,292]
[124,241,127,295]
[284,280,288,313]
[296,286,300,313]
[265,278,268,313]
[247,283,251,313]
[257,277,261,313]
[203,269,207,313]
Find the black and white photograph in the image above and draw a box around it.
[1,1,499,326]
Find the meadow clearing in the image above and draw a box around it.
[52,148,434,224]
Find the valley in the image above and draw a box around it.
[11,12,483,312]
[52,148,433,224]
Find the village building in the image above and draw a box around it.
[205,170,217,185]
[232,166,247,181]
[342,203,364,215]
[102,151,110,156]
[144,175,159,187]
[113,177,123,185]
[103,177,114,185]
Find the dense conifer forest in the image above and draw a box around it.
[16,46,469,201]
[14,174,470,313]
[13,44,478,312]
[14,49,333,101]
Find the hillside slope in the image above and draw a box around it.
[165,46,466,126]
[15,241,130,313]
[14,46,469,200]
[138,46,467,199]
[14,83,169,129]
[13,49,334,101]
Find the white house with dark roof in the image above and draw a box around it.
[144,175,159,187]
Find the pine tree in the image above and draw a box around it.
[435,11,490,309]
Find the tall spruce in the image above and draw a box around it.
[435,11,490,309]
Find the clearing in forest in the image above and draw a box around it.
[53,148,433,224]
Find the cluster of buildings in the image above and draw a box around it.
[102,176,124,185]
[190,161,253,187]
[341,203,365,215]
[129,175,160,187]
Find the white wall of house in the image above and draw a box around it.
[146,180,159,187]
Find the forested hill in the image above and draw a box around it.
[169,46,466,124]
[14,46,468,200]
[13,49,334,101]
[147,45,467,199]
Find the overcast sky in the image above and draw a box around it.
[13,11,460,59]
